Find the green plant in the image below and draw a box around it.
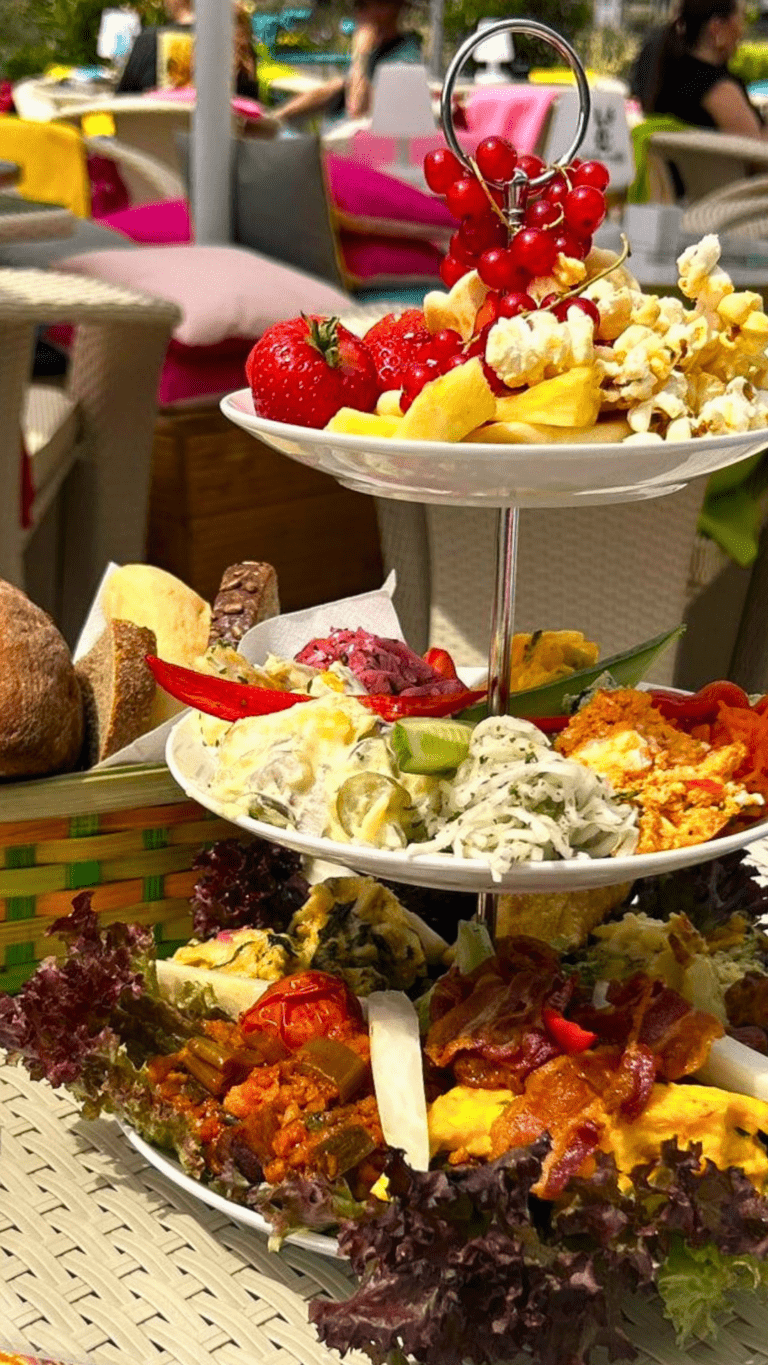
[439,0,591,65]
[730,39,768,83]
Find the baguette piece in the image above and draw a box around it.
[208,561,280,647]
[76,619,157,764]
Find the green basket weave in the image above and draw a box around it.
[0,763,232,994]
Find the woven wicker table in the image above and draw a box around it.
[4,1064,768,1365]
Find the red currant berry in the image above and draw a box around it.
[552,296,600,327]
[569,158,583,171]
[423,147,463,195]
[475,136,518,184]
[573,160,610,192]
[443,353,468,372]
[465,324,492,358]
[516,153,546,181]
[498,291,536,318]
[552,228,590,261]
[563,185,606,237]
[509,227,557,278]
[403,360,437,400]
[458,212,506,255]
[475,291,501,331]
[539,293,559,309]
[430,328,463,361]
[450,230,478,267]
[481,359,508,395]
[543,172,570,206]
[478,247,520,291]
[440,254,469,288]
[525,198,560,230]
[446,175,490,220]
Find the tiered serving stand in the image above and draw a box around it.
[206,20,768,930]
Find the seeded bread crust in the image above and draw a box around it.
[208,562,280,647]
[76,619,157,765]
[0,580,84,777]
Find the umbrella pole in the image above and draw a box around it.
[193,0,234,243]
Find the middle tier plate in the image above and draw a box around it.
[167,711,768,895]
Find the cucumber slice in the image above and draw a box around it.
[459,624,685,723]
[391,717,474,774]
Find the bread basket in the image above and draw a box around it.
[0,762,232,994]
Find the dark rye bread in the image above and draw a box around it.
[0,580,83,777]
[208,562,280,647]
[76,619,157,765]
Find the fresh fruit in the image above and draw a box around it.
[475,136,517,184]
[399,356,495,442]
[552,227,590,261]
[509,227,557,277]
[376,389,405,416]
[364,309,432,391]
[424,146,464,194]
[465,416,631,444]
[424,270,490,341]
[563,185,606,236]
[246,315,379,429]
[550,296,601,327]
[440,254,470,287]
[498,291,536,318]
[446,175,490,219]
[573,160,610,192]
[458,212,506,255]
[325,409,402,436]
[478,247,527,292]
[493,366,601,427]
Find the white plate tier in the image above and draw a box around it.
[220,389,768,509]
[166,710,768,895]
[120,1122,342,1258]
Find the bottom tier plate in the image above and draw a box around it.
[120,1122,342,1259]
[166,711,768,894]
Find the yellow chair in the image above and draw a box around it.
[0,116,91,217]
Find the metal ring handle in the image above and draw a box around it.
[439,20,591,192]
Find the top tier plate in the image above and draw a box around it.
[221,389,768,509]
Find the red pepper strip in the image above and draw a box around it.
[147,655,486,724]
[528,714,570,734]
[542,1007,598,1055]
[423,646,459,681]
[687,778,724,796]
[649,681,751,727]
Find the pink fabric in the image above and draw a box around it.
[464,86,558,154]
[348,129,480,173]
[338,230,442,285]
[144,85,265,121]
[87,152,132,217]
[159,337,253,405]
[97,197,192,243]
[326,154,453,233]
[57,244,352,348]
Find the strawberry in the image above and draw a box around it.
[364,308,432,391]
[246,315,379,429]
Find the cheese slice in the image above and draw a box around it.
[368,990,430,1171]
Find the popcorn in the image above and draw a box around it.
[486,308,594,388]
[694,377,760,434]
[677,234,734,311]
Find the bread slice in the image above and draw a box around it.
[208,561,280,647]
[76,619,157,765]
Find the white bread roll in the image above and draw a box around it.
[101,565,211,726]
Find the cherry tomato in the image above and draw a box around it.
[240,970,363,1050]
[424,646,459,680]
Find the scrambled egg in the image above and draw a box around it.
[428,1077,768,1194]
[204,693,439,848]
[508,630,599,693]
[555,689,762,853]
[172,875,429,995]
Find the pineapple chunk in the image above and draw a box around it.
[465,416,631,444]
[325,409,402,437]
[376,389,404,417]
[424,270,489,341]
[494,367,601,427]
[399,357,495,442]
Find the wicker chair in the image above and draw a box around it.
[0,268,180,643]
[648,128,768,206]
[681,172,768,238]
[376,479,715,687]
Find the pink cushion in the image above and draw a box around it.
[145,85,265,122]
[338,231,442,286]
[56,244,353,348]
[97,197,192,243]
[464,86,558,154]
[159,337,253,405]
[326,154,454,238]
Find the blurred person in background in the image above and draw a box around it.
[631,0,765,136]
[117,0,259,98]
[273,0,421,125]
